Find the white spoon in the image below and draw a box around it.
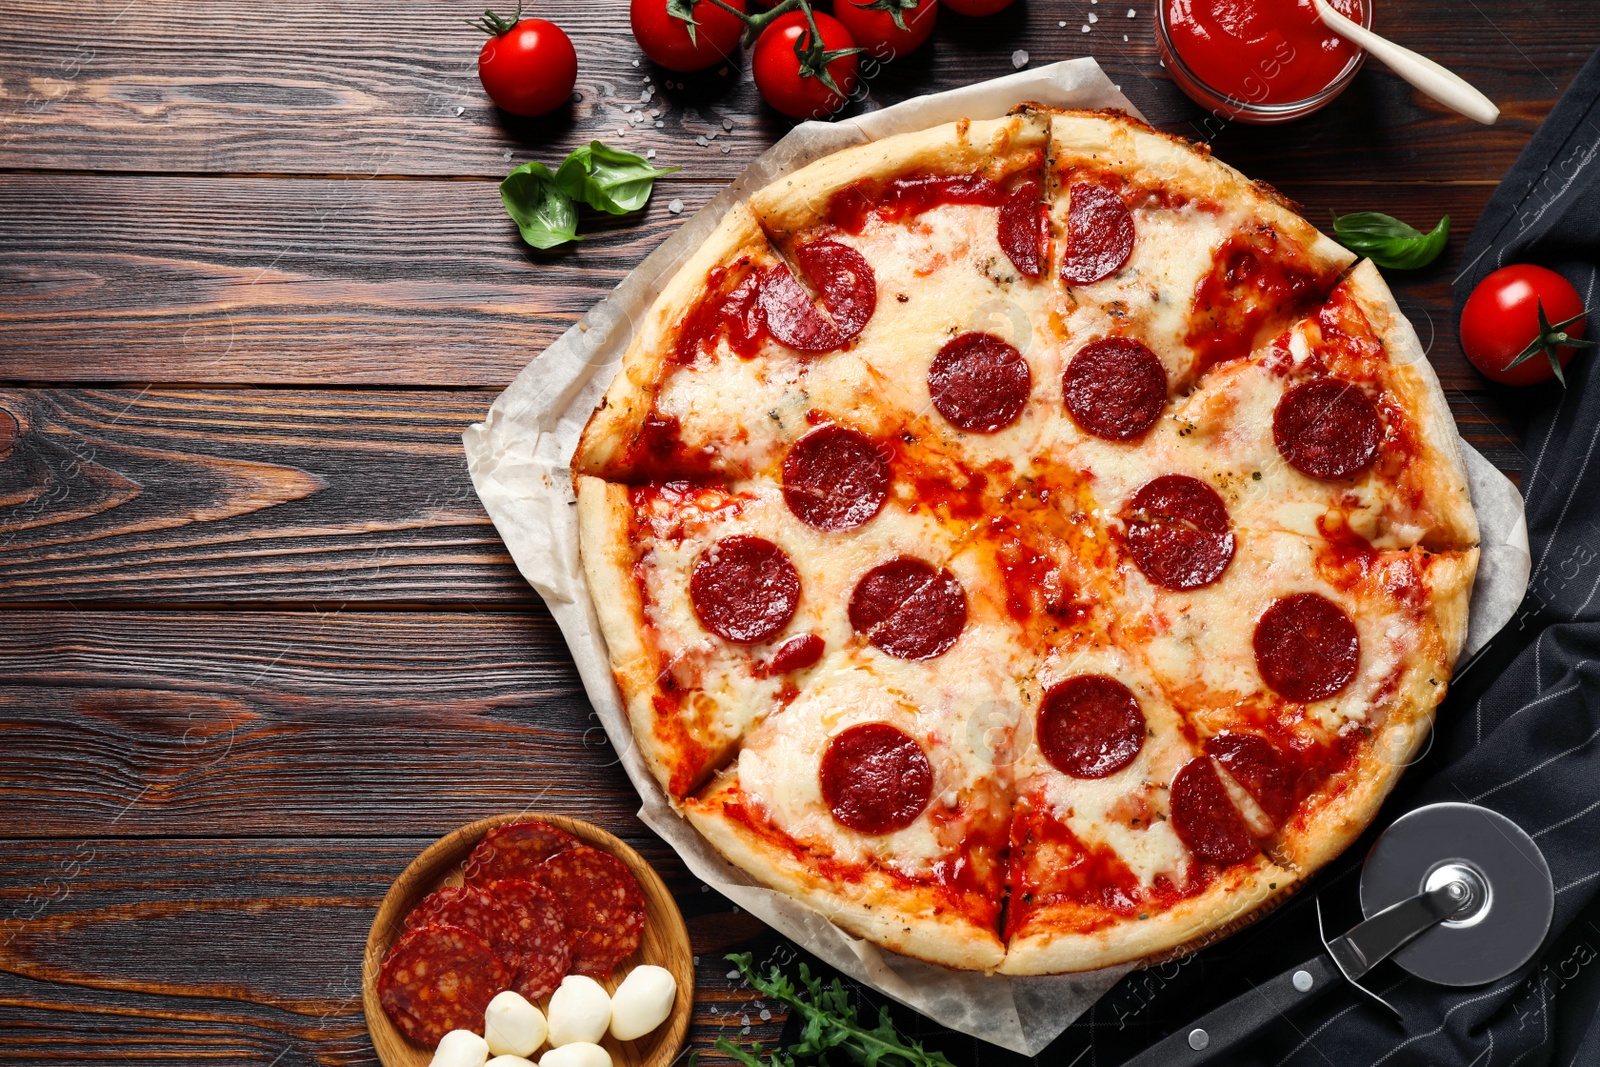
[1310,0,1500,125]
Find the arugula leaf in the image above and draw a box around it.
[721,953,958,1067]
[501,161,581,249]
[1331,211,1450,270]
[555,141,681,215]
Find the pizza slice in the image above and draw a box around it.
[1069,261,1478,555]
[683,655,1017,972]
[999,626,1298,974]
[1043,110,1356,392]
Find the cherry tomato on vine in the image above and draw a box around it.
[940,0,1012,16]
[631,0,747,72]
[1460,264,1592,386]
[751,10,860,119]
[834,0,937,60]
[472,6,578,117]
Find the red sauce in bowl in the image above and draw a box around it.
[1165,0,1365,106]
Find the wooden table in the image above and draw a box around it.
[1,2,1594,1062]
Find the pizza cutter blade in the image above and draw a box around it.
[1116,802,1554,1067]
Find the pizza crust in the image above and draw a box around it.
[1000,858,1297,975]
[576,477,676,785]
[749,111,1049,247]
[686,774,1008,972]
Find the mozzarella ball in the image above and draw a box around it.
[539,1042,613,1067]
[430,1029,490,1067]
[487,1058,537,1067]
[546,975,612,1046]
[609,966,678,1041]
[485,990,547,1057]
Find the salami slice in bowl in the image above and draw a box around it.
[486,877,574,1002]
[379,922,512,1046]
[464,820,580,885]
[538,844,647,979]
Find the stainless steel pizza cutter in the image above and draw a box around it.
[1119,802,1554,1067]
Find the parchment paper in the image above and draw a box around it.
[462,58,1532,1054]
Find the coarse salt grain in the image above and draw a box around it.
[668,199,683,213]
[1088,12,1097,21]
[1081,23,1090,31]
[646,149,656,158]
[1011,49,1029,68]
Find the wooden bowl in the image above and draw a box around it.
[363,813,694,1067]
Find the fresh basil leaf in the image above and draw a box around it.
[555,141,680,215]
[1332,211,1449,270]
[501,162,581,249]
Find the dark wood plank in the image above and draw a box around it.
[0,0,1594,182]
[0,609,629,834]
[0,175,721,386]
[0,839,787,1064]
[0,388,535,605]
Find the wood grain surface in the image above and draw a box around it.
[2,0,1595,1062]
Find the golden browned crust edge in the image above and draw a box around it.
[685,775,1008,973]
[576,476,688,798]
[748,112,1050,246]
[999,858,1298,975]
[573,204,769,479]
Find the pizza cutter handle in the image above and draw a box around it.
[1116,953,1342,1067]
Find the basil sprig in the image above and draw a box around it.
[501,142,679,249]
[1331,211,1450,270]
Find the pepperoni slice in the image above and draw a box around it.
[1063,337,1168,441]
[782,425,891,531]
[761,240,877,353]
[760,265,838,353]
[848,557,967,660]
[762,632,825,674]
[1169,756,1259,866]
[1060,183,1135,285]
[1205,733,1296,826]
[404,885,521,970]
[537,845,646,980]
[690,535,801,644]
[464,820,580,885]
[1125,475,1236,590]
[1254,592,1360,701]
[928,332,1032,433]
[997,179,1047,278]
[796,239,876,340]
[379,922,513,1045]
[1037,675,1146,779]
[486,878,574,1002]
[819,722,933,834]
[1272,378,1383,481]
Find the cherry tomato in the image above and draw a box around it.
[476,14,578,117]
[751,10,859,120]
[1460,264,1588,386]
[939,0,1012,16]
[631,0,746,72]
[834,0,937,60]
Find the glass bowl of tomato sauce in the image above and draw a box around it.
[1157,0,1372,123]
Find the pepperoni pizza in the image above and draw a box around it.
[571,109,1478,974]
